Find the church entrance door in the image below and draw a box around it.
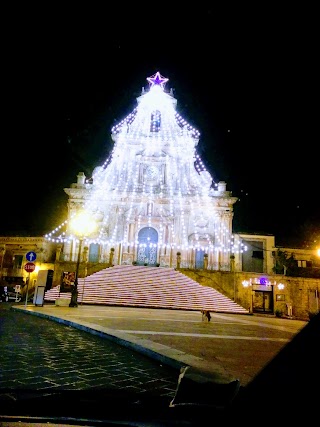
[137,227,158,265]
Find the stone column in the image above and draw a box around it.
[203,254,208,270]
[109,247,115,266]
[176,252,181,269]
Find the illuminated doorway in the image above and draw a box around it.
[137,227,158,265]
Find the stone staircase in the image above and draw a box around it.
[44,265,249,314]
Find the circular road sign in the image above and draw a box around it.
[26,251,37,262]
[24,262,36,273]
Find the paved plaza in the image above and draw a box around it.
[1,301,319,423]
[0,302,179,399]
[4,301,308,387]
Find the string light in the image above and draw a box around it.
[45,72,243,264]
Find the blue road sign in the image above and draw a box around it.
[26,251,37,262]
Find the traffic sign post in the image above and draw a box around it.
[24,262,36,273]
[24,262,36,307]
[26,251,37,262]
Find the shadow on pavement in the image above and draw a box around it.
[232,311,320,421]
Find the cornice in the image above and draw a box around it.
[0,236,46,244]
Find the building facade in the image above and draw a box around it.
[47,72,245,271]
[1,72,319,318]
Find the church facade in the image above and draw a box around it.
[51,72,245,271]
[1,73,319,318]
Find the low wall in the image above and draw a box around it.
[180,268,320,321]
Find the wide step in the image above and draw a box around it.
[45,265,249,315]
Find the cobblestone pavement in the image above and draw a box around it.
[1,301,319,424]
[0,302,179,399]
[12,301,308,386]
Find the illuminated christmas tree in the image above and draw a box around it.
[47,72,245,270]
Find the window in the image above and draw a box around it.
[89,243,99,263]
[150,110,161,132]
[297,260,312,268]
[13,255,23,268]
[252,251,264,259]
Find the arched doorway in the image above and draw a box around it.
[137,227,158,265]
[189,233,213,269]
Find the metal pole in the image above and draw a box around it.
[81,260,87,305]
[69,237,83,307]
[24,272,30,308]
[0,244,5,281]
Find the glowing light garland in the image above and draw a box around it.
[45,72,245,258]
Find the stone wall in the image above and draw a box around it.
[180,268,320,321]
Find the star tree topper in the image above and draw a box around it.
[147,71,169,89]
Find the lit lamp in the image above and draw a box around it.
[69,211,96,308]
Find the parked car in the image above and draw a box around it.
[0,285,22,302]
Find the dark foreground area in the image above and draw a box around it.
[1,302,319,425]
[0,302,179,395]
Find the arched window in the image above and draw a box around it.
[150,110,161,132]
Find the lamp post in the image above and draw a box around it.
[0,244,5,282]
[68,211,96,308]
[317,248,320,313]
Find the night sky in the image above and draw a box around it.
[1,6,318,248]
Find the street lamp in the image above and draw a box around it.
[0,244,6,282]
[69,211,97,308]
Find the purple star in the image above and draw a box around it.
[147,71,169,88]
